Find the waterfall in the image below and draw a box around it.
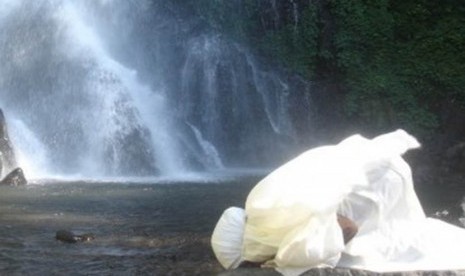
[290,0,299,32]
[0,0,312,179]
[270,0,280,29]
[8,118,51,178]
[187,123,224,170]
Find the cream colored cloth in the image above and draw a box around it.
[211,207,246,269]
[337,141,465,271]
[211,129,465,276]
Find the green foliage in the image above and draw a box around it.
[259,5,320,77]
[186,1,320,77]
[331,0,464,135]
[185,0,465,135]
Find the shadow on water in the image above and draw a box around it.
[0,176,261,275]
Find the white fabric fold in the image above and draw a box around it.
[211,207,246,269]
[211,129,465,276]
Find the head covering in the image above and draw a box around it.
[211,207,246,269]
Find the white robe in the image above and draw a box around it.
[241,130,465,276]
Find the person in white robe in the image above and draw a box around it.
[211,129,465,276]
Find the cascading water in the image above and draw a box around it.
[0,0,312,179]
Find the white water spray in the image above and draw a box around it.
[0,0,312,179]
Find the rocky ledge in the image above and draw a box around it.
[219,268,465,276]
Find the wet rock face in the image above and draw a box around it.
[0,109,18,175]
[445,142,465,172]
[0,109,27,185]
[0,167,27,186]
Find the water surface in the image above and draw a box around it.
[0,178,258,275]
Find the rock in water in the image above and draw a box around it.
[0,167,27,186]
[76,233,96,242]
[55,230,95,243]
[55,230,78,243]
[0,109,18,175]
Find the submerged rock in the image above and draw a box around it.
[0,167,27,186]
[55,230,95,243]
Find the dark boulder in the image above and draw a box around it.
[445,142,465,171]
[0,167,27,186]
[55,230,95,243]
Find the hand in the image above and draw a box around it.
[337,215,358,244]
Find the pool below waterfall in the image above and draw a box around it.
[0,179,258,275]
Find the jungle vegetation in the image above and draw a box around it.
[181,0,465,138]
